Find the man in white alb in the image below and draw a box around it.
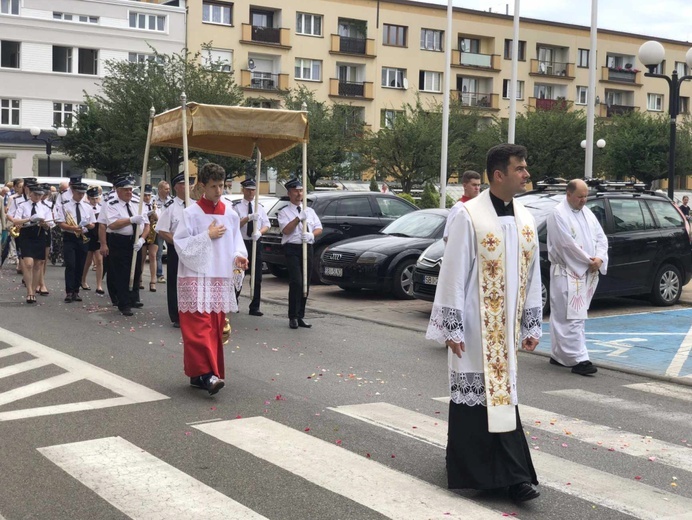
[547,179,608,376]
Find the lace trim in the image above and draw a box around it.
[426,305,464,344]
[450,371,486,406]
[521,306,543,340]
[178,277,238,314]
[179,232,212,273]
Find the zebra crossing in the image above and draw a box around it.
[33,382,692,520]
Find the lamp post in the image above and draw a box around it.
[638,41,692,200]
[581,138,606,178]
[29,126,67,177]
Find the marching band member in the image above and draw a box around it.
[81,186,104,294]
[139,184,159,292]
[154,181,171,283]
[36,183,53,295]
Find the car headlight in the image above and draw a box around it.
[356,252,387,264]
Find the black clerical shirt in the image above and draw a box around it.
[489,190,514,217]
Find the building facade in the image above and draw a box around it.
[0,0,185,182]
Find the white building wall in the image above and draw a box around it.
[20,43,53,73]
[21,100,54,130]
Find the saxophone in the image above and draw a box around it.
[146,200,158,244]
[64,210,90,243]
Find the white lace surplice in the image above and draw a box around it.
[174,204,247,314]
[426,209,542,406]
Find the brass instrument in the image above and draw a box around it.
[64,211,90,243]
[222,318,231,345]
[146,200,158,244]
[9,224,20,238]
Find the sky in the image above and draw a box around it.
[417,0,692,43]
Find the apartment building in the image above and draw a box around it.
[0,0,185,182]
[181,0,692,133]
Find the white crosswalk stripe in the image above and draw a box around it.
[194,416,512,520]
[38,436,267,520]
[624,381,692,402]
[331,402,692,520]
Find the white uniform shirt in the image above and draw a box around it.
[232,198,270,240]
[54,198,96,227]
[104,197,149,236]
[7,193,28,219]
[278,203,322,245]
[14,198,53,224]
[156,197,185,236]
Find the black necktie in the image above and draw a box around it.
[31,203,36,216]
[247,201,254,236]
[75,203,81,225]
[126,202,136,237]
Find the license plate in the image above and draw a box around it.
[324,267,343,277]
[424,275,438,285]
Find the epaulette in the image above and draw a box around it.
[164,199,174,208]
[109,199,119,205]
[232,199,241,205]
[17,198,28,205]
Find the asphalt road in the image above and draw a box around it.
[0,264,691,520]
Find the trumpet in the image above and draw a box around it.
[9,218,54,237]
[64,211,90,243]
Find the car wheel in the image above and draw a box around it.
[266,262,288,278]
[541,278,550,315]
[392,260,416,300]
[650,263,682,306]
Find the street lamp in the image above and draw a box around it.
[29,126,67,177]
[582,138,606,177]
[638,41,692,200]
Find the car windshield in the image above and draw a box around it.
[382,211,446,238]
[517,193,564,228]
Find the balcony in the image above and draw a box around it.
[240,70,289,91]
[600,104,638,117]
[451,50,500,71]
[601,67,641,85]
[329,78,373,99]
[529,60,574,78]
[529,98,570,111]
[241,24,291,49]
[451,91,499,109]
[330,35,376,57]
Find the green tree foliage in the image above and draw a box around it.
[398,192,416,205]
[61,47,244,181]
[369,177,379,191]
[267,86,365,186]
[419,182,440,209]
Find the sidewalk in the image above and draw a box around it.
[259,276,692,386]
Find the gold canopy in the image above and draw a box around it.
[150,103,309,160]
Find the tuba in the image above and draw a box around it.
[64,211,89,243]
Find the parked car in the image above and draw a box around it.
[262,191,419,281]
[319,208,448,299]
[412,180,692,312]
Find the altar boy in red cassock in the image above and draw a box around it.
[174,163,248,395]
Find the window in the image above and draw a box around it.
[610,200,647,232]
[52,46,72,73]
[647,93,663,111]
[0,98,19,126]
[578,49,589,68]
[128,52,164,64]
[202,2,232,26]
[203,49,232,72]
[502,79,524,99]
[251,9,273,28]
[681,96,690,114]
[78,48,98,75]
[376,196,414,218]
[459,38,479,53]
[382,67,405,88]
[296,12,322,36]
[381,109,402,129]
[294,58,321,81]
[1,40,19,68]
[129,12,166,31]
[576,86,588,105]
[1,0,19,15]
[585,200,606,229]
[38,160,84,178]
[53,102,87,127]
[675,61,688,76]
[651,61,664,75]
[420,29,442,51]
[419,70,441,92]
[53,12,98,23]
[383,24,406,47]
[503,39,525,60]
[648,200,685,229]
[335,197,374,217]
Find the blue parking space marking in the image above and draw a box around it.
[538,308,692,379]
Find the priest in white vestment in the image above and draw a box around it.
[426,144,543,502]
[547,179,608,375]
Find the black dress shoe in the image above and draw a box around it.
[64,294,73,303]
[508,482,540,502]
[549,357,566,367]
[132,302,144,308]
[120,307,134,316]
[249,309,264,316]
[72,293,83,302]
[297,319,312,328]
[289,318,299,329]
[571,360,598,376]
[172,322,180,328]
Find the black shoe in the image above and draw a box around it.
[72,293,82,302]
[64,294,73,303]
[289,318,299,329]
[202,374,225,396]
[132,302,144,308]
[120,307,133,317]
[95,289,105,295]
[297,319,312,328]
[189,376,205,389]
[508,482,540,502]
[549,357,566,367]
[249,309,263,316]
[172,322,180,328]
[571,360,598,376]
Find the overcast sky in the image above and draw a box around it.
[418,0,692,43]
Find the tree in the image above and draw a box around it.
[419,182,439,209]
[61,47,245,181]
[267,86,365,186]
[369,177,379,191]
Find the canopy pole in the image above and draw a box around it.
[181,93,191,206]
[129,106,155,291]
[302,103,308,297]
[250,149,261,298]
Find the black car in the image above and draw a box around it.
[319,209,448,299]
[262,191,419,280]
[412,181,692,311]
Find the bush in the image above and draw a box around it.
[446,194,455,208]
[398,192,416,205]
[369,177,379,192]
[419,183,440,209]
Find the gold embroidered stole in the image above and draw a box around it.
[464,191,537,432]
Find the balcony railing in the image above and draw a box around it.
[606,104,637,117]
[451,50,500,70]
[330,34,376,57]
[529,98,570,111]
[530,60,573,77]
[601,66,640,84]
[451,91,498,109]
[240,70,289,91]
[329,78,373,99]
[241,24,291,47]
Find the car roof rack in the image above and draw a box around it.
[535,178,652,194]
